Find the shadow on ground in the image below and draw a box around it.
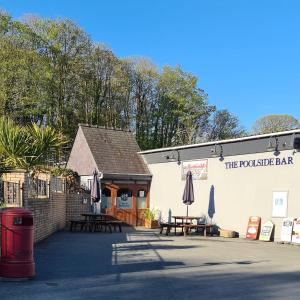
[1,227,300,299]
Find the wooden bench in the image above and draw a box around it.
[109,220,122,232]
[160,223,185,236]
[89,220,112,233]
[69,218,122,233]
[69,220,89,232]
[183,224,213,236]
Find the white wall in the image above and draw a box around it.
[145,149,300,240]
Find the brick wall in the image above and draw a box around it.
[1,171,93,243]
[1,171,67,243]
[66,192,91,222]
[24,192,66,243]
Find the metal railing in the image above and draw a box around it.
[51,176,65,193]
[0,180,22,206]
[28,178,49,198]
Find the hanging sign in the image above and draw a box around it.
[291,218,300,244]
[116,194,132,209]
[182,159,208,180]
[246,216,261,240]
[259,221,274,241]
[281,218,295,243]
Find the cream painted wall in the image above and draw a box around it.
[145,150,300,240]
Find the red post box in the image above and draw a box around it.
[0,208,35,279]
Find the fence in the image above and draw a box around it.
[0,180,22,207]
[28,177,49,198]
[51,176,66,193]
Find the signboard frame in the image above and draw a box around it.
[272,191,288,218]
[259,220,274,241]
[181,159,208,180]
[281,218,295,243]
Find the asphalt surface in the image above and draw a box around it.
[1,227,300,299]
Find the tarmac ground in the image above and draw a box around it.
[1,227,300,299]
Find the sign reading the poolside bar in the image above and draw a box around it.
[281,218,295,243]
[224,156,294,170]
[182,159,208,180]
[259,221,274,241]
[291,218,300,244]
[246,216,261,240]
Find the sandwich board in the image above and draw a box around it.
[246,216,261,240]
[291,218,300,244]
[280,218,295,243]
[259,221,274,241]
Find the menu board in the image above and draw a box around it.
[259,221,274,241]
[246,216,261,240]
[281,218,295,243]
[292,218,300,244]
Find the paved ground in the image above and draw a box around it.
[1,227,300,300]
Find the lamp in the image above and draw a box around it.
[163,150,181,165]
[211,144,223,160]
[267,137,279,152]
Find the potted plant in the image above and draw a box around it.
[144,208,159,229]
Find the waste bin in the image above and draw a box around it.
[0,208,35,279]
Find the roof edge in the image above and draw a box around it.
[78,123,131,132]
[139,129,300,154]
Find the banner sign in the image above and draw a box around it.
[292,218,300,244]
[182,159,208,180]
[281,218,295,243]
[246,216,261,240]
[259,221,274,241]
[225,156,293,170]
[272,191,288,218]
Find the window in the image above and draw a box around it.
[137,189,147,209]
[101,188,111,209]
[116,188,132,209]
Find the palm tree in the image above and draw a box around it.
[0,117,68,171]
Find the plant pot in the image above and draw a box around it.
[144,219,159,229]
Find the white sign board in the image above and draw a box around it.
[272,191,288,217]
[292,218,300,244]
[182,159,208,180]
[281,218,295,243]
[259,220,274,241]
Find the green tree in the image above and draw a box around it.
[252,115,299,134]
[152,65,214,148]
[206,109,245,141]
[0,11,246,150]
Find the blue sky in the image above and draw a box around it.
[1,0,300,130]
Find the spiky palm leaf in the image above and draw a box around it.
[0,117,68,170]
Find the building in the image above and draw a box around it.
[67,124,152,226]
[140,130,300,240]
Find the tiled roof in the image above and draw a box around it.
[80,125,150,176]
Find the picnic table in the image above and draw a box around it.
[160,216,213,236]
[69,213,122,233]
